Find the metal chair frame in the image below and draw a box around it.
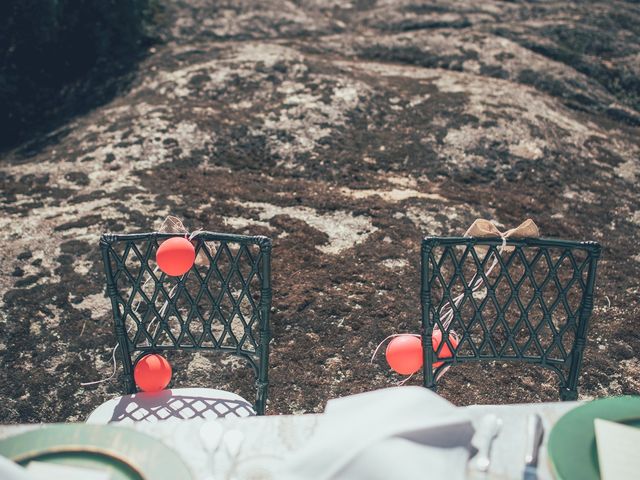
[100,232,272,414]
[421,236,600,401]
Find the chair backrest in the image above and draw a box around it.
[421,236,600,400]
[100,232,272,414]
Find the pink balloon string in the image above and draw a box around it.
[436,234,507,333]
[370,333,419,364]
[370,334,420,386]
[82,217,207,387]
[372,234,507,383]
[370,332,460,384]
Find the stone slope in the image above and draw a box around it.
[1,0,639,421]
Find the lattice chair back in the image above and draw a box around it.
[421,237,600,401]
[100,232,272,414]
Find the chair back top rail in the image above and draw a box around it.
[423,236,600,253]
[102,231,271,246]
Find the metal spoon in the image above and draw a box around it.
[200,421,225,453]
[523,414,544,480]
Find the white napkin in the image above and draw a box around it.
[280,386,474,480]
[595,419,640,480]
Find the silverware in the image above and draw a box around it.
[474,414,503,473]
[523,413,545,480]
[200,421,225,453]
[200,422,225,480]
[223,429,245,480]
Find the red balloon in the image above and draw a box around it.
[134,354,172,392]
[385,332,459,374]
[386,335,423,375]
[156,237,195,276]
[432,329,458,368]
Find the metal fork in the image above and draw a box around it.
[474,414,503,473]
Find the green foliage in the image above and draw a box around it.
[0,0,153,149]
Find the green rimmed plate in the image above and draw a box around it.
[0,424,193,480]
[548,396,640,480]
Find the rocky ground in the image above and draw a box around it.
[1,0,639,422]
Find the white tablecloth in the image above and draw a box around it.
[0,401,578,480]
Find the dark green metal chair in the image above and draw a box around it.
[421,237,600,401]
[87,231,272,422]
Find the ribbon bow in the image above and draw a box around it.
[438,218,541,331]
[464,218,539,253]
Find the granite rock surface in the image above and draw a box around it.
[1,0,639,421]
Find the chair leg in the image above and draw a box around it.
[124,374,137,395]
[255,380,267,415]
[423,378,438,394]
[559,386,578,401]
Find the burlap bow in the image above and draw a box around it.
[159,216,211,266]
[464,218,539,253]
